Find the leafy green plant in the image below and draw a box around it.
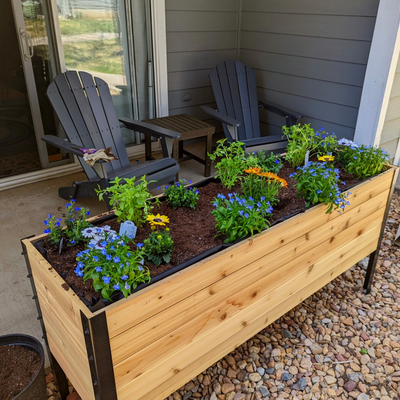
[164,179,200,209]
[44,199,92,246]
[208,139,246,189]
[291,162,350,214]
[246,150,283,174]
[96,175,156,225]
[282,124,337,168]
[360,348,368,355]
[336,144,389,179]
[144,228,174,266]
[212,193,273,243]
[75,233,149,301]
[241,167,287,204]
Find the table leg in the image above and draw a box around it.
[205,133,213,177]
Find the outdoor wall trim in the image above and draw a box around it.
[151,0,169,117]
[354,0,400,148]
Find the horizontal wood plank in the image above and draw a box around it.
[105,168,395,339]
[167,32,237,52]
[138,236,378,400]
[118,225,380,399]
[166,0,239,12]
[110,200,387,364]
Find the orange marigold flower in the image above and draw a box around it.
[244,167,263,175]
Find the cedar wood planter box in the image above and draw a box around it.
[22,166,398,400]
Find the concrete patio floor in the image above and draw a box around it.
[0,149,208,367]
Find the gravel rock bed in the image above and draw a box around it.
[46,193,400,400]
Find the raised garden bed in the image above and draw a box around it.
[21,166,398,400]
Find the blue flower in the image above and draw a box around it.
[55,222,60,227]
[121,275,128,280]
[110,245,115,251]
[195,190,200,194]
[138,266,143,271]
[102,276,111,284]
[77,262,84,269]
[100,241,107,247]
[260,196,265,201]
[239,210,244,216]
[245,213,249,218]
[95,267,102,272]
[113,256,121,263]
[176,182,180,186]
[101,249,107,256]
[76,270,84,277]
[44,229,51,234]
[189,180,192,184]
[126,252,131,257]
[248,196,254,201]
[86,211,90,216]
[113,283,120,290]
[92,256,99,262]
[106,254,112,261]
[44,220,49,225]
[137,243,144,248]
[125,283,130,290]
[317,190,322,194]
[75,207,81,212]
[275,160,280,164]
[70,240,76,245]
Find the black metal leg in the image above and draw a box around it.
[363,250,378,293]
[50,352,70,400]
[362,169,398,293]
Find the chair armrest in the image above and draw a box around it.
[41,135,84,157]
[119,117,181,140]
[258,100,303,120]
[200,106,241,127]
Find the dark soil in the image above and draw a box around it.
[41,161,361,306]
[0,345,41,400]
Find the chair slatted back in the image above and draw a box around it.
[209,60,261,141]
[46,71,130,177]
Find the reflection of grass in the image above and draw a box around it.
[63,39,124,75]
[25,18,118,38]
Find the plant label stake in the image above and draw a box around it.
[304,150,310,166]
[119,221,137,238]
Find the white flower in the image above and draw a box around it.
[338,138,358,147]
[81,228,97,238]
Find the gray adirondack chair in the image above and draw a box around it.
[201,60,303,153]
[43,71,180,201]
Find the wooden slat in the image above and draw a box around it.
[246,64,261,137]
[138,236,378,400]
[167,32,237,53]
[109,200,387,363]
[166,0,239,12]
[118,224,380,399]
[105,168,395,338]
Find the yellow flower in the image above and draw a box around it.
[318,155,335,162]
[157,235,162,239]
[146,214,170,227]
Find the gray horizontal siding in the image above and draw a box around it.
[166,0,239,124]
[240,0,378,139]
[241,0,379,16]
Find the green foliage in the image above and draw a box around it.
[360,348,368,355]
[241,167,286,205]
[96,176,156,225]
[291,162,350,214]
[212,193,273,243]
[75,233,149,301]
[336,144,390,179]
[144,228,174,266]
[209,139,246,189]
[282,124,338,168]
[245,150,283,174]
[164,179,200,209]
[44,199,92,246]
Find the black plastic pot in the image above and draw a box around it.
[0,334,46,400]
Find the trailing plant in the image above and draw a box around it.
[208,139,246,189]
[282,124,337,168]
[246,150,283,174]
[291,162,350,214]
[164,179,200,209]
[75,233,149,301]
[212,193,273,243]
[44,199,91,246]
[336,144,389,179]
[144,228,174,266]
[96,175,156,225]
[241,167,287,204]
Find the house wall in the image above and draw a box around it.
[239,0,380,138]
[165,0,240,122]
[379,52,400,163]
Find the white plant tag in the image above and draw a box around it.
[119,221,137,238]
[304,150,310,166]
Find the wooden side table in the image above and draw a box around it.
[143,114,215,177]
